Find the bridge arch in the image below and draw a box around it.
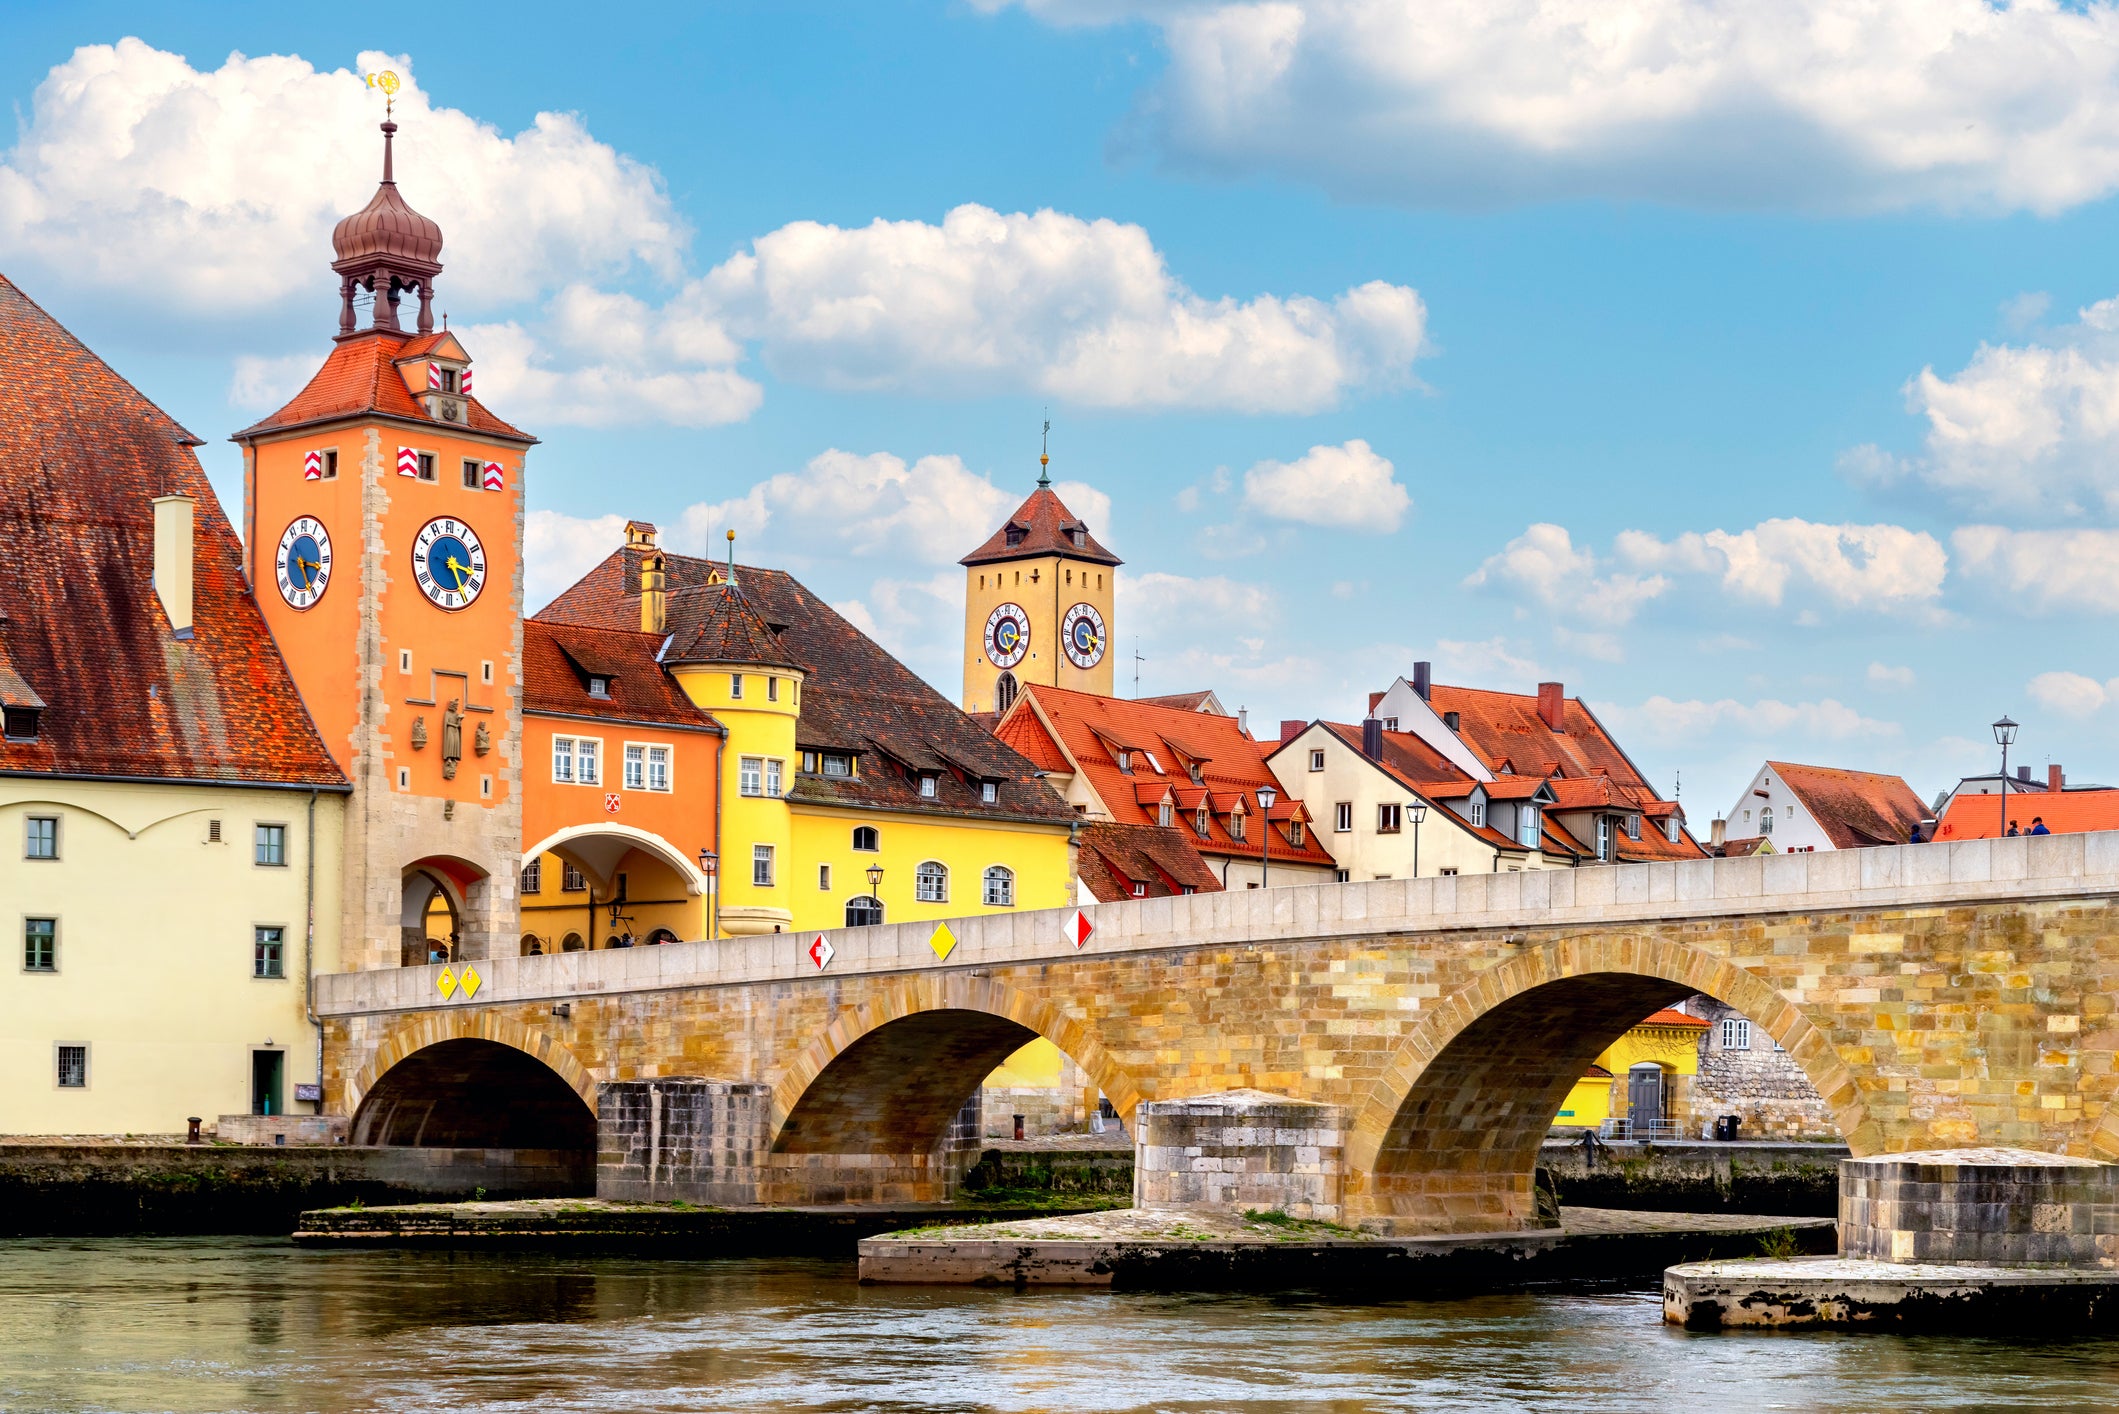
[524,823,707,896]
[348,1013,599,1149]
[767,974,1141,1156]
[1346,932,1871,1232]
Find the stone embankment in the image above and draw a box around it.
[1541,1138,1846,1216]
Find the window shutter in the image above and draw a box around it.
[303,450,323,480]
[461,365,474,395]
[427,361,442,390]
[482,461,505,492]
[396,447,420,477]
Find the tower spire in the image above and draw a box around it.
[1038,416,1051,488]
[725,528,738,588]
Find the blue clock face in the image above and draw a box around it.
[411,517,487,610]
[274,516,333,609]
[1062,601,1106,669]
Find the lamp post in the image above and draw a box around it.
[866,862,885,919]
[1993,715,2019,839]
[1256,785,1277,889]
[697,848,718,941]
[1409,800,1428,878]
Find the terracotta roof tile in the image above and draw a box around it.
[0,273,345,789]
[523,621,720,729]
[960,487,1121,567]
[1933,788,2119,841]
[234,329,532,443]
[1076,821,1224,901]
[663,583,802,670]
[1766,760,1928,849]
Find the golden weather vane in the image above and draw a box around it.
[364,69,400,119]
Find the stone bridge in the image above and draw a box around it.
[316,832,2119,1233]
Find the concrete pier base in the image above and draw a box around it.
[1664,1257,2119,1332]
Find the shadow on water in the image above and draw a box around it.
[1,1237,2117,1413]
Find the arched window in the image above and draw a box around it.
[520,934,542,957]
[561,932,585,952]
[852,826,879,852]
[983,865,1015,907]
[645,928,679,946]
[1760,807,1774,836]
[916,860,949,903]
[845,895,884,927]
[604,935,623,950]
[994,671,1019,713]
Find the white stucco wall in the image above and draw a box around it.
[1268,725,1516,880]
[1722,764,1836,852]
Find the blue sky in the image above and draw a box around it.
[7,0,2119,819]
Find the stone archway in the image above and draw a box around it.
[1343,932,1870,1233]
[348,1011,599,1119]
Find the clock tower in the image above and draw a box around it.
[235,117,535,972]
[960,450,1120,715]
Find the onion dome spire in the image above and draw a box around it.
[330,119,444,339]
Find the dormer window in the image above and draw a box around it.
[1188,762,1203,785]
[919,773,938,798]
[2,706,39,742]
[587,676,611,700]
[1005,525,1026,547]
[1666,816,1682,843]
[1157,800,1173,827]
[441,367,459,394]
[1626,813,1641,840]
[1116,749,1132,774]
[1230,810,1246,843]
[1195,807,1210,837]
[1290,819,1305,846]
[1070,527,1088,548]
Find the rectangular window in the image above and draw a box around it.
[730,673,744,700]
[576,739,600,786]
[1309,750,1325,772]
[442,368,460,394]
[752,845,774,887]
[1229,811,1245,842]
[740,757,764,796]
[254,823,287,867]
[56,1044,86,1089]
[1626,814,1642,841]
[1470,801,1486,828]
[767,676,779,702]
[766,760,784,798]
[1667,816,1682,843]
[1157,800,1173,828]
[1195,808,1210,837]
[1333,869,1350,883]
[1382,717,1398,731]
[1130,882,1146,898]
[521,858,542,894]
[461,458,482,490]
[1440,867,1459,876]
[25,815,57,860]
[821,754,853,778]
[1334,802,1353,833]
[553,736,576,784]
[624,744,646,790]
[253,926,286,979]
[1596,817,1612,860]
[1377,803,1402,834]
[1290,820,1305,846]
[587,676,611,699]
[561,862,587,893]
[982,781,998,804]
[918,773,937,798]
[1518,807,1541,849]
[818,864,831,891]
[24,918,56,972]
[647,745,671,792]
[320,449,338,480]
[417,452,437,482]
[1721,1018,1752,1051]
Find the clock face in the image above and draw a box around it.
[274,516,333,609]
[1062,602,1106,669]
[985,602,1030,669]
[412,517,487,610]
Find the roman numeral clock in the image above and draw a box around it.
[412,517,488,609]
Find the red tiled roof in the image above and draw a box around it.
[523,621,719,729]
[1076,821,1224,902]
[1638,1007,1709,1029]
[233,329,533,443]
[999,684,1337,869]
[960,486,1121,567]
[0,273,346,789]
[1135,690,1221,713]
[537,543,1072,827]
[1716,836,1770,857]
[664,583,801,670]
[1933,788,2119,841]
[1307,722,1539,856]
[1428,684,1651,789]
[1767,760,1928,849]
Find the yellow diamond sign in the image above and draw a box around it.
[457,966,482,1000]
[436,967,458,999]
[929,923,958,961]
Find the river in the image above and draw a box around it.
[0,1238,2113,1412]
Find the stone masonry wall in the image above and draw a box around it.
[597,1078,770,1204]
[1841,1148,2119,1267]
[1135,1090,1348,1221]
[1689,996,1839,1140]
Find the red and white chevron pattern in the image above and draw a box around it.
[303,450,322,480]
[427,361,442,390]
[481,461,505,492]
[397,446,420,477]
[460,366,473,396]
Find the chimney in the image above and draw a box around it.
[1279,719,1305,744]
[1237,707,1249,736]
[2050,764,2064,793]
[1710,816,1727,849]
[2016,765,2032,784]
[1413,661,1431,701]
[1367,690,1386,715]
[1362,717,1383,759]
[151,494,195,639]
[1537,681,1565,731]
[639,550,667,634]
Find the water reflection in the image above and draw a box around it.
[0,1238,2114,1412]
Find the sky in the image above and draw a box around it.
[6,0,2119,821]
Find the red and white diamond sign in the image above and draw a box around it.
[603,792,621,815]
[303,450,323,480]
[808,934,835,970]
[1064,909,1094,949]
[481,461,505,492]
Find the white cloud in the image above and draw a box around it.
[460,311,761,429]
[1432,636,1541,692]
[0,41,682,311]
[2026,670,2119,718]
[525,510,631,613]
[1241,439,1411,532]
[691,205,1426,412]
[1867,662,1917,689]
[1609,695,1899,742]
[1953,526,2119,613]
[1121,570,1276,633]
[1554,627,1623,663]
[1465,523,1669,626]
[1883,297,2119,518]
[988,0,2119,214]
[228,352,322,411]
[1618,518,1948,616]
[832,572,966,688]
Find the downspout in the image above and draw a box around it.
[710,720,728,939]
[304,789,321,1110]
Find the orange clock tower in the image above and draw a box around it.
[235,116,536,972]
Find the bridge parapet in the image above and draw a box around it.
[318,830,2119,1019]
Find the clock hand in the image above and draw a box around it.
[445,556,469,590]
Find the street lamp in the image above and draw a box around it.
[1408,799,1428,878]
[1256,785,1277,888]
[866,862,885,897]
[1993,715,2019,839]
[697,848,718,941]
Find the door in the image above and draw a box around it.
[251,1050,285,1117]
[1626,1063,1664,1138]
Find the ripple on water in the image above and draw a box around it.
[0,1239,2115,1413]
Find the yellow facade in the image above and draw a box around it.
[1554,1015,1706,1129]
[962,551,1116,714]
[789,806,1072,933]
[0,780,345,1133]
[670,658,802,935]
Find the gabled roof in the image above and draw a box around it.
[1638,1008,1710,1029]
[1765,760,1928,849]
[232,328,533,444]
[1305,721,1541,856]
[523,621,720,729]
[1427,683,1653,788]
[536,541,1071,827]
[960,486,1121,567]
[1932,787,2119,841]
[1136,689,1225,714]
[663,583,802,670]
[1076,821,1224,902]
[0,273,345,790]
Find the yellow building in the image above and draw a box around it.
[1554,1007,1711,1136]
[531,526,1079,938]
[960,465,1120,715]
[0,272,350,1133]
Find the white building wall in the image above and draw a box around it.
[1721,763,1837,852]
[1267,725,1503,880]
